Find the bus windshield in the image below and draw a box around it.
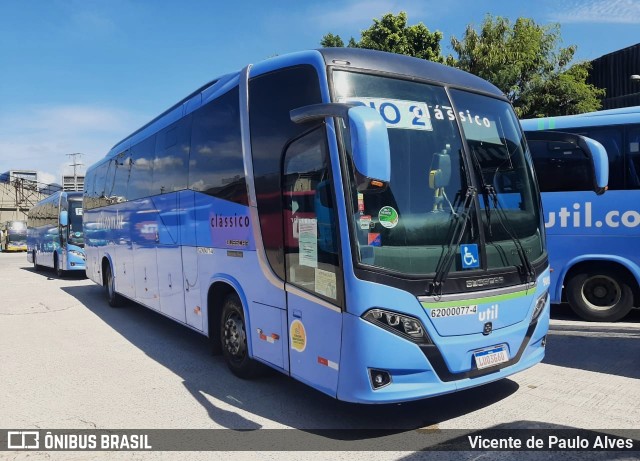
[68,200,84,246]
[333,71,544,276]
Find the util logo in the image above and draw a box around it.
[478,304,499,322]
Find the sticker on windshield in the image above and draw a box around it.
[368,233,381,246]
[378,206,399,229]
[339,97,433,131]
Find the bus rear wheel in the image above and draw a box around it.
[566,269,634,322]
[104,263,124,307]
[220,294,263,379]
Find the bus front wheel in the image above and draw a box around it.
[220,294,263,379]
[104,263,124,308]
[566,269,634,322]
[54,254,65,278]
[32,251,40,271]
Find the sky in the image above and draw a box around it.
[1,0,639,187]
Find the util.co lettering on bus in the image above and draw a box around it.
[545,202,640,228]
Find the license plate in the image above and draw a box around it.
[474,345,509,369]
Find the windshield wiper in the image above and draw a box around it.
[483,184,536,284]
[467,145,535,285]
[428,186,476,296]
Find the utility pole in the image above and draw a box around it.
[66,153,84,191]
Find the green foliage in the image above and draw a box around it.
[320,12,603,117]
[320,33,345,48]
[449,15,603,117]
[320,12,444,63]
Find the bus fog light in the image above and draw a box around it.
[385,313,400,326]
[402,318,423,336]
[541,336,546,347]
[363,308,431,344]
[369,369,391,389]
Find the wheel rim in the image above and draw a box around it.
[581,275,621,311]
[223,311,247,362]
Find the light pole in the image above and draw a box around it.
[66,153,84,191]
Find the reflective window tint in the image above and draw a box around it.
[562,127,624,190]
[528,140,593,192]
[249,65,323,279]
[110,151,131,202]
[627,124,640,189]
[189,87,246,205]
[129,135,156,200]
[154,116,191,195]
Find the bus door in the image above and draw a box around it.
[131,201,160,311]
[154,193,186,322]
[282,128,343,397]
[179,189,202,330]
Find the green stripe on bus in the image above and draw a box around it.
[421,289,532,309]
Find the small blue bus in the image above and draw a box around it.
[522,106,640,321]
[83,49,606,402]
[27,191,86,276]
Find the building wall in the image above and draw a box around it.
[588,43,640,109]
[62,175,85,192]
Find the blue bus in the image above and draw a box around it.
[27,191,86,276]
[83,49,606,403]
[522,106,640,321]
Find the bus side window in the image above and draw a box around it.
[129,135,156,200]
[528,140,592,192]
[154,116,191,195]
[572,127,624,190]
[111,151,131,203]
[189,87,247,205]
[282,127,342,304]
[627,124,640,189]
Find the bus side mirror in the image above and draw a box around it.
[525,130,609,195]
[581,136,608,195]
[290,103,391,191]
[347,105,391,190]
[60,211,68,226]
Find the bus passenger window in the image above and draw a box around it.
[189,87,247,205]
[627,125,640,189]
[154,116,191,195]
[528,140,591,192]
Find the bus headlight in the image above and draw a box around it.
[532,291,549,323]
[363,308,432,344]
[69,250,85,260]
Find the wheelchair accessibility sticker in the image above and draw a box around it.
[461,244,480,269]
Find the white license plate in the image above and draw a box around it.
[474,345,509,369]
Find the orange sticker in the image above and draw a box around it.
[290,319,307,352]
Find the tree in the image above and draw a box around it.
[320,33,345,48]
[448,16,604,117]
[320,12,445,63]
